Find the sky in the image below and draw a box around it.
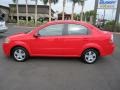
[0,0,95,14]
[0,0,118,20]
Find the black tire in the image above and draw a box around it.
[11,47,29,62]
[81,49,99,64]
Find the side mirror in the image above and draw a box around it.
[33,33,39,38]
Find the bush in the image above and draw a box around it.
[104,20,120,32]
[114,23,120,32]
[37,21,43,26]
[8,19,17,23]
[28,20,35,27]
[19,20,26,25]
[43,20,48,24]
[37,20,48,26]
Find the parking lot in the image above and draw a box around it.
[0,24,120,90]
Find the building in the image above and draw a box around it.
[58,12,71,20]
[9,4,54,22]
[0,5,9,21]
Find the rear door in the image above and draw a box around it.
[62,24,90,56]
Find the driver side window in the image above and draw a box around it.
[38,24,64,36]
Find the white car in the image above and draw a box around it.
[0,17,8,33]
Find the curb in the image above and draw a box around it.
[14,26,35,28]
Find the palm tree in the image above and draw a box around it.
[41,0,58,22]
[80,0,86,21]
[70,0,81,20]
[10,7,16,20]
[93,0,98,25]
[62,0,66,20]
[13,0,19,25]
[25,0,28,25]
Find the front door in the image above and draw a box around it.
[29,24,66,56]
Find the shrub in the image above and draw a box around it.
[8,19,17,23]
[19,20,26,25]
[28,20,35,27]
[114,23,120,32]
[104,20,120,32]
[37,21,43,26]
[37,20,48,26]
[43,20,48,24]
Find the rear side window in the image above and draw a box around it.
[68,24,89,35]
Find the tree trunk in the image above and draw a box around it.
[62,0,66,20]
[71,2,75,20]
[93,0,98,25]
[80,5,84,21]
[35,0,37,26]
[115,0,120,23]
[25,0,28,25]
[11,13,13,20]
[16,0,19,25]
[49,0,51,22]
[113,0,120,32]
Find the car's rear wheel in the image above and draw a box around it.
[11,47,29,62]
[81,49,99,64]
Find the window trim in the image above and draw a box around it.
[37,24,66,37]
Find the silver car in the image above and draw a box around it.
[0,17,8,33]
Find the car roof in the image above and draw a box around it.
[47,20,101,32]
[47,20,86,24]
[31,20,101,35]
[46,20,95,28]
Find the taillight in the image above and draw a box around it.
[111,34,114,43]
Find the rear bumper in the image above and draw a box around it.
[0,26,8,33]
[101,43,115,56]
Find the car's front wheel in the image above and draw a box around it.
[11,47,29,62]
[82,49,99,64]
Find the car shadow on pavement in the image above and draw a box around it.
[23,56,109,64]
[28,57,81,63]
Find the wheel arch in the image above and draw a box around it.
[10,45,31,57]
[81,47,100,56]
[80,43,103,57]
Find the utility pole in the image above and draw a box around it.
[115,0,120,23]
[35,0,38,26]
[93,0,99,25]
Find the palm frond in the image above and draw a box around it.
[41,0,48,4]
[13,0,16,3]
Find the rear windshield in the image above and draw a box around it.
[0,17,4,21]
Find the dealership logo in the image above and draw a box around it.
[99,0,116,4]
[98,0,117,9]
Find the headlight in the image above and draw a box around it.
[4,38,10,43]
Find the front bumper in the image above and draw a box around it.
[2,43,11,57]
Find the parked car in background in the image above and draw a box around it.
[2,20,115,64]
[0,16,8,33]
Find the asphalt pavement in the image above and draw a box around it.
[0,24,120,90]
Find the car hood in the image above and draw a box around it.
[8,33,27,40]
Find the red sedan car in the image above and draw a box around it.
[3,20,115,64]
